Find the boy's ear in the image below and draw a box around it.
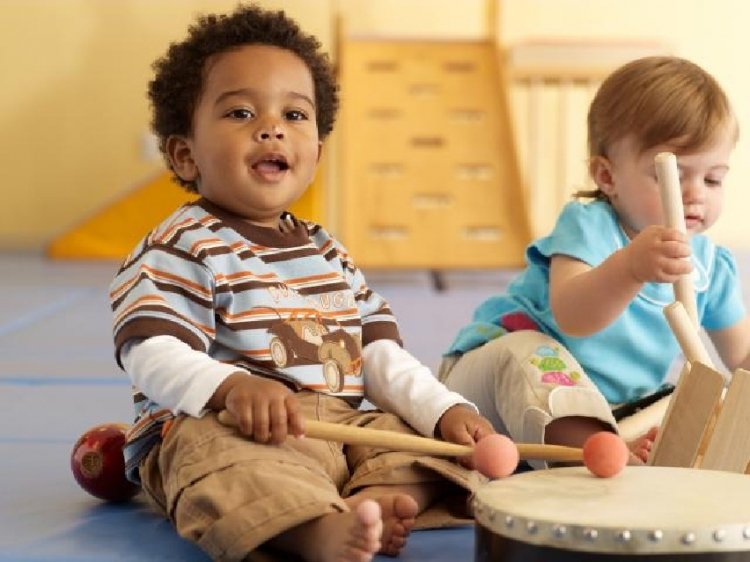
[589,155,616,197]
[166,135,199,182]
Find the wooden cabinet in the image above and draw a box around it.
[338,39,531,269]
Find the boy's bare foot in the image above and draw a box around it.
[325,500,383,562]
[627,426,658,463]
[269,500,383,562]
[346,493,418,556]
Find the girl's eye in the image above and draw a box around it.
[286,109,308,121]
[226,108,253,120]
[706,178,723,187]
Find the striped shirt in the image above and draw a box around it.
[110,199,401,478]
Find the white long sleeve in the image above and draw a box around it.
[362,339,476,437]
[120,335,241,417]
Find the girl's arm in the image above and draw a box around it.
[549,251,642,336]
[550,225,692,336]
[708,315,750,371]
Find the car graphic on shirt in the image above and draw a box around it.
[266,311,362,393]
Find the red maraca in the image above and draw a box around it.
[71,422,139,502]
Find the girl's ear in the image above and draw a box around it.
[589,155,616,197]
[166,135,199,182]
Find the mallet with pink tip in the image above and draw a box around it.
[217,410,628,479]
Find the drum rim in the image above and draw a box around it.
[473,466,750,555]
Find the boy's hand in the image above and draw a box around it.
[626,225,692,284]
[219,373,305,445]
[437,404,495,469]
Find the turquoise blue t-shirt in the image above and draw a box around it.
[447,200,745,404]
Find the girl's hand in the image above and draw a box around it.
[222,374,304,444]
[626,225,693,284]
[437,405,495,469]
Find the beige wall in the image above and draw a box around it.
[500,0,750,249]
[0,0,331,251]
[1,0,747,251]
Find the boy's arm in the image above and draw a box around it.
[121,335,244,416]
[123,335,303,443]
[550,225,692,336]
[362,339,476,437]
[708,315,750,371]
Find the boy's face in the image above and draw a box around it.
[169,44,321,227]
[592,132,734,238]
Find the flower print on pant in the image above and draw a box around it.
[530,345,581,387]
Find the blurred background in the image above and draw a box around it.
[1,0,748,258]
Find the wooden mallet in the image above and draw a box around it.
[625,155,719,462]
[619,152,699,441]
[217,410,629,478]
[650,160,750,472]
[654,151,698,326]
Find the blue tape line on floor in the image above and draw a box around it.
[0,288,94,337]
[0,377,128,386]
[0,437,72,444]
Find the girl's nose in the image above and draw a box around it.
[682,177,706,204]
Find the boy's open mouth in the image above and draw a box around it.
[252,154,290,174]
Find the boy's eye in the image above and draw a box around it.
[286,109,308,121]
[226,108,254,120]
[705,178,723,187]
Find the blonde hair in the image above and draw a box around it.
[577,56,737,200]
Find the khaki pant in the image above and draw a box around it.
[138,391,481,561]
[439,331,617,469]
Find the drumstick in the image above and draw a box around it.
[617,396,671,442]
[217,409,582,461]
[217,411,629,478]
[655,152,698,327]
[649,301,722,465]
[663,301,714,367]
[618,302,715,440]
[664,301,725,463]
[619,312,719,444]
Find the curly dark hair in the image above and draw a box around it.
[148,3,339,191]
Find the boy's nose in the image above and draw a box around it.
[255,123,285,142]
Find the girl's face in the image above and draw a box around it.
[167,44,321,228]
[591,132,734,238]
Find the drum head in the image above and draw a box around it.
[474,466,750,558]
